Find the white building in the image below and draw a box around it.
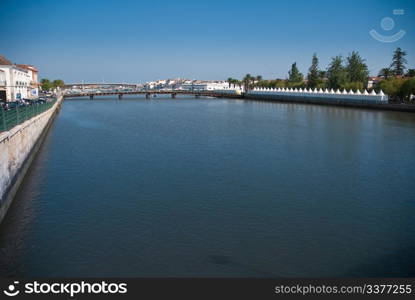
[367,76,381,89]
[0,55,38,102]
[143,79,231,91]
[178,81,229,91]
[17,64,39,98]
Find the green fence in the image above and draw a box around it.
[0,98,57,132]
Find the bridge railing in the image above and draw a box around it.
[0,98,57,132]
[63,88,243,96]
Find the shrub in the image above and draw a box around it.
[399,78,415,103]
[340,81,364,92]
[377,78,406,102]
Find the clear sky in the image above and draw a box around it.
[1,0,414,83]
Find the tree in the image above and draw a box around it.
[406,69,415,77]
[253,76,263,87]
[288,62,303,83]
[377,77,406,102]
[41,78,53,91]
[52,79,65,89]
[233,79,242,89]
[307,53,321,88]
[345,51,369,84]
[399,78,415,102]
[275,79,286,88]
[326,56,347,89]
[341,81,364,91]
[227,77,233,88]
[242,74,253,91]
[390,47,407,76]
[378,68,392,79]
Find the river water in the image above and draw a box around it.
[1,96,414,277]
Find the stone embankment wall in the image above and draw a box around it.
[0,96,63,223]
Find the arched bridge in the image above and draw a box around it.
[64,83,139,88]
[63,89,242,100]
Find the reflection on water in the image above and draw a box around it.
[0,98,414,277]
[0,130,52,276]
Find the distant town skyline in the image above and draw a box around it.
[1,0,415,83]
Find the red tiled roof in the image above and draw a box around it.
[0,55,12,65]
[16,64,38,72]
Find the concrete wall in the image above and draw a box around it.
[0,96,62,223]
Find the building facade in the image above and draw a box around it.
[17,64,39,98]
[0,55,39,102]
[143,79,230,91]
[178,81,229,91]
[367,76,381,89]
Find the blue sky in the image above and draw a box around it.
[1,0,414,83]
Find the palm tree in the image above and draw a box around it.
[227,77,233,88]
[236,80,242,89]
[243,74,253,91]
[378,68,392,79]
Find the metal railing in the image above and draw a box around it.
[0,98,57,132]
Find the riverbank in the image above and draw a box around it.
[0,95,63,224]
